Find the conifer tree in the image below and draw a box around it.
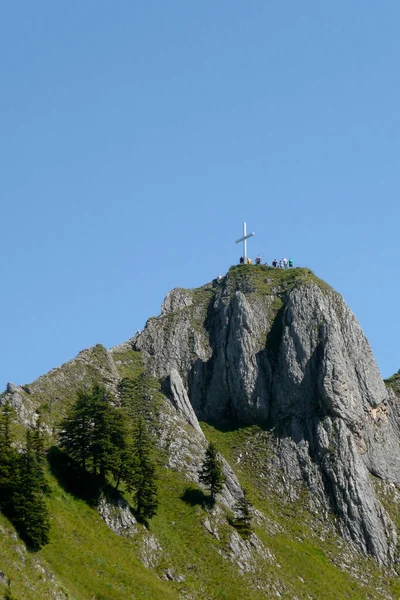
[31,418,50,494]
[59,388,95,471]
[12,430,50,550]
[199,442,225,505]
[59,384,127,480]
[88,384,126,479]
[127,417,158,519]
[0,403,17,512]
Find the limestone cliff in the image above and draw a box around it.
[135,265,400,565]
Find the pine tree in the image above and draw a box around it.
[199,442,225,505]
[88,384,125,479]
[0,403,17,512]
[232,489,253,538]
[59,389,92,470]
[59,384,127,481]
[12,430,50,550]
[31,418,50,494]
[128,418,158,519]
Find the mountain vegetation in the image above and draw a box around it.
[0,265,399,599]
[0,405,50,550]
[199,442,225,505]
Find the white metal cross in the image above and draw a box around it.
[235,222,255,263]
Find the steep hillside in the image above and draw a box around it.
[1,265,400,599]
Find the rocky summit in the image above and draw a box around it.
[1,264,400,600]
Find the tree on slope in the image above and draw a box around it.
[88,384,126,480]
[0,405,50,550]
[58,389,92,470]
[12,429,50,550]
[59,384,127,480]
[0,403,17,513]
[126,417,158,519]
[199,442,225,505]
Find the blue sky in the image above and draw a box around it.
[1,1,399,390]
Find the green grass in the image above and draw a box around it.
[0,474,178,600]
[199,422,398,600]
[226,264,333,297]
[38,474,179,600]
[0,461,294,600]
[1,457,396,600]
[112,349,144,379]
[149,467,271,600]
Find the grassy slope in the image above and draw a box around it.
[2,454,398,600]
[0,475,178,600]
[0,458,286,600]
[200,422,400,600]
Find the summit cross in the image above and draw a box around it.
[235,222,255,263]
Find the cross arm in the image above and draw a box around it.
[235,232,255,243]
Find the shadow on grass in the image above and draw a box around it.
[203,418,244,433]
[48,446,103,507]
[181,486,209,507]
[48,447,151,526]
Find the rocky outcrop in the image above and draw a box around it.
[161,288,193,315]
[0,383,39,427]
[162,368,203,434]
[157,391,244,511]
[134,266,400,564]
[97,494,137,537]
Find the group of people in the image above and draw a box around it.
[239,256,294,268]
[271,257,293,269]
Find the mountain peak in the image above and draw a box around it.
[134,265,400,564]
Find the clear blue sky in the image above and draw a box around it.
[1,1,399,390]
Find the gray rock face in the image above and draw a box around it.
[0,383,39,427]
[97,494,137,537]
[157,393,244,511]
[163,368,203,434]
[134,267,400,564]
[161,288,193,315]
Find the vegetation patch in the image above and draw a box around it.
[384,369,400,394]
[112,348,144,379]
[226,264,333,298]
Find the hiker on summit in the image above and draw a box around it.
[255,255,261,265]
[272,258,277,268]
[240,256,244,264]
[289,258,293,268]
[283,257,288,269]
